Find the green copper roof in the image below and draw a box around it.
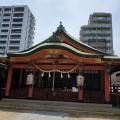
[8,42,102,58]
[102,56,120,61]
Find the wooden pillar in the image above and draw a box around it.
[5,65,13,97]
[28,68,35,98]
[78,86,83,101]
[78,69,83,102]
[104,71,110,103]
[100,71,104,91]
[18,69,23,87]
[28,85,34,98]
[38,71,42,88]
[109,74,112,92]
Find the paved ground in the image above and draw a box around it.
[0,109,120,120]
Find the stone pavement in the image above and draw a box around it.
[0,109,120,120]
[0,109,69,120]
[0,99,120,120]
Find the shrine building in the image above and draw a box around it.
[1,22,120,103]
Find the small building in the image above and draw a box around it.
[1,22,120,103]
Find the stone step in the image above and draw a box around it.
[0,98,120,115]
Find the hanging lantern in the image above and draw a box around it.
[76,74,84,87]
[68,73,70,78]
[41,72,44,77]
[26,73,34,85]
[61,72,63,78]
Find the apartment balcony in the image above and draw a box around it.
[93,17,111,21]
[8,46,19,51]
[0,32,8,34]
[8,49,19,52]
[4,11,12,13]
[83,31,96,34]
[0,37,8,40]
[12,24,22,28]
[13,13,24,17]
[14,7,24,13]
[10,37,21,40]
[9,43,20,46]
[2,16,11,19]
[93,24,111,28]
[96,31,111,34]
[106,44,111,47]
[0,43,6,46]
[11,30,22,33]
[12,22,23,24]
[0,50,6,54]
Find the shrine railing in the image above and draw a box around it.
[33,88,78,102]
[83,90,105,103]
[8,88,105,103]
[9,88,28,99]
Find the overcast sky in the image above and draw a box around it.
[1,0,120,56]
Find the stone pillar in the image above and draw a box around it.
[5,65,13,97]
[104,71,110,103]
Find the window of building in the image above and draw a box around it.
[4,13,10,16]
[10,35,21,39]
[3,19,10,22]
[9,41,20,44]
[0,47,6,50]
[0,41,6,44]
[12,24,22,28]
[13,18,23,22]
[11,29,22,33]
[1,29,8,32]
[4,8,11,11]
[14,7,24,12]
[13,13,24,17]
[0,35,7,38]
[106,42,111,46]
[9,46,19,50]
[2,24,9,27]
[106,49,112,53]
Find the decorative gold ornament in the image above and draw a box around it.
[47,49,61,54]
[10,57,15,62]
[95,58,101,63]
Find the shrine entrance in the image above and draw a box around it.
[33,72,78,101]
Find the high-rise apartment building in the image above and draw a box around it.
[80,13,113,55]
[0,5,35,55]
